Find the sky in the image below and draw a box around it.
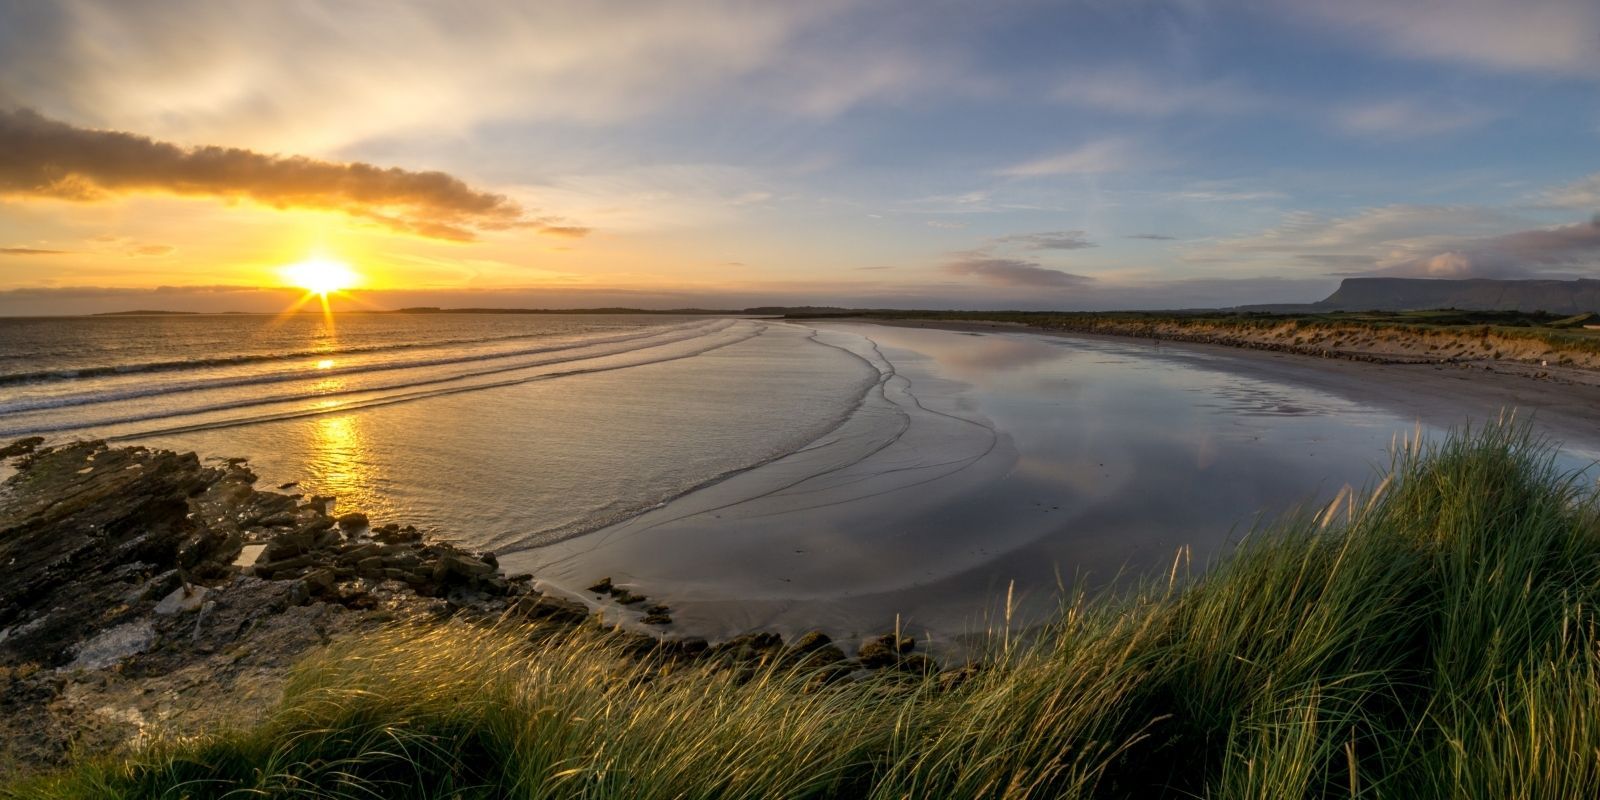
[0,0,1597,314]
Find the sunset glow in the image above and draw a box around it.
[282,258,360,297]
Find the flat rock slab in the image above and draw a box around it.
[68,621,155,671]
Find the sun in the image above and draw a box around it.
[282,258,360,296]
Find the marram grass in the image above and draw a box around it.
[11,422,1600,799]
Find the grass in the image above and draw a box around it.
[10,422,1600,798]
[788,309,1600,360]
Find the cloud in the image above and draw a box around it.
[1,246,68,255]
[1192,203,1600,278]
[1191,205,1517,265]
[1335,99,1493,139]
[0,108,584,241]
[128,244,175,257]
[0,1,947,154]
[998,138,1142,178]
[1127,233,1178,241]
[993,230,1097,250]
[1376,214,1600,277]
[1535,173,1600,208]
[1267,0,1600,78]
[1052,68,1260,117]
[944,256,1094,288]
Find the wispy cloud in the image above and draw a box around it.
[998,138,1142,178]
[0,246,68,255]
[1534,173,1600,208]
[1190,203,1600,278]
[944,257,1094,288]
[0,108,584,241]
[993,230,1096,250]
[0,1,946,154]
[1126,233,1178,241]
[1375,214,1600,277]
[1270,0,1600,78]
[1052,68,1260,117]
[1335,99,1493,139]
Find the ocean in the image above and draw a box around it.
[4,312,1597,644]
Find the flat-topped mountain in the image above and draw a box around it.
[1315,278,1600,313]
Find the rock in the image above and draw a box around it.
[255,554,314,577]
[231,543,268,570]
[857,634,915,668]
[665,637,709,658]
[587,577,613,594]
[790,630,832,653]
[137,570,184,602]
[641,613,672,625]
[302,568,337,596]
[305,495,336,515]
[784,631,846,669]
[335,512,368,530]
[277,481,299,490]
[67,621,156,671]
[153,585,209,615]
[613,591,645,605]
[0,442,216,667]
[373,525,421,544]
[510,595,589,626]
[0,436,44,458]
[712,632,784,665]
[644,603,670,615]
[432,554,494,584]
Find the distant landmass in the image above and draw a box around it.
[1243,278,1600,314]
[90,309,200,316]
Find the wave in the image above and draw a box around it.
[0,321,755,439]
[0,320,730,416]
[104,324,767,441]
[0,321,694,387]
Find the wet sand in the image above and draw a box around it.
[502,320,1600,654]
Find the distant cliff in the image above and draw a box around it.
[1312,278,1600,314]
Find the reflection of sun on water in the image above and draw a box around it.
[315,359,335,370]
[307,413,375,514]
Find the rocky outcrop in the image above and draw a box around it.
[0,439,955,776]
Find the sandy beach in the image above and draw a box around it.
[503,319,1600,652]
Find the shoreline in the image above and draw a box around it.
[834,316,1600,458]
[11,319,1600,777]
[0,438,929,777]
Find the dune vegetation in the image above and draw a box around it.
[793,309,1600,370]
[10,422,1600,799]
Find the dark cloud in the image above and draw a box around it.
[994,230,1096,250]
[944,257,1094,288]
[0,108,586,242]
[1126,233,1178,241]
[0,246,67,255]
[1377,214,1600,278]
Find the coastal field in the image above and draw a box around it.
[791,310,1600,378]
[11,424,1600,798]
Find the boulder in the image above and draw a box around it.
[857,634,915,668]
